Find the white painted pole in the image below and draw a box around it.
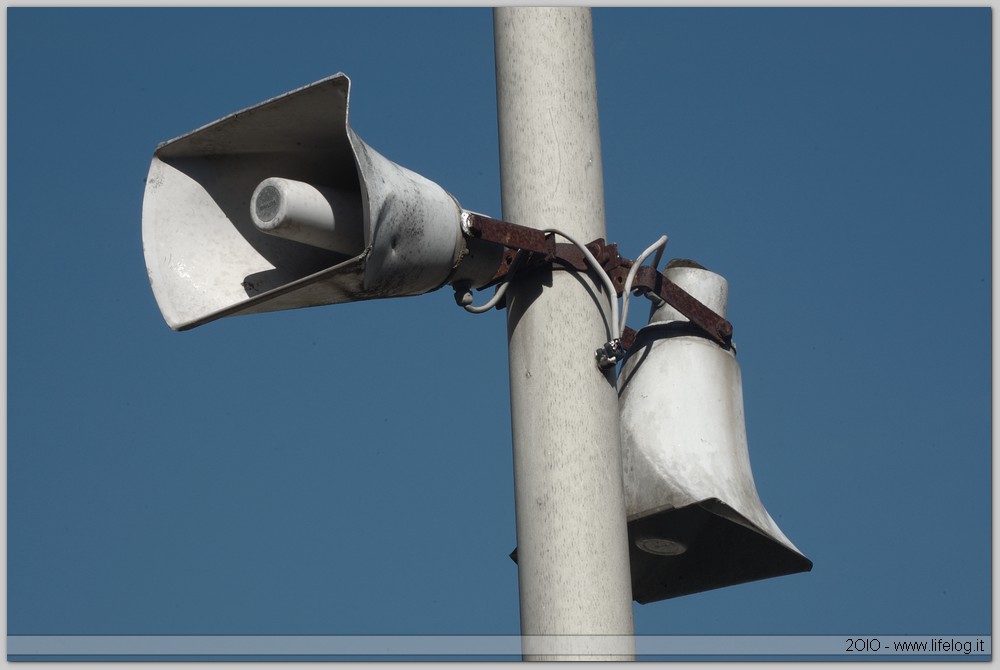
[493,8,636,661]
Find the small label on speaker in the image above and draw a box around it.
[255,185,281,223]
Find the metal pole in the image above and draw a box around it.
[493,8,636,661]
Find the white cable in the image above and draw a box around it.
[542,227,620,341]
[462,249,528,314]
[620,235,668,337]
[463,281,512,314]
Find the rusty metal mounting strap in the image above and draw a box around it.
[460,212,733,350]
[463,212,556,259]
[465,212,633,286]
[630,265,733,348]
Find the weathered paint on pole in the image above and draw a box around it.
[493,8,636,660]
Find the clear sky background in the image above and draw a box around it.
[7,6,991,659]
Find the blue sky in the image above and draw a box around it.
[7,6,991,659]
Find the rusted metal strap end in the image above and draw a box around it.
[621,326,638,352]
[463,212,556,258]
[633,265,734,348]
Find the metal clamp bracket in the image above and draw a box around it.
[459,213,734,351]
[628,266,733,349]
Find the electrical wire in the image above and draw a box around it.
[542,227,621,341]
[461,230,619,335]
[463,281,512,314]
[619,235,668,337]
[462,250,527,314]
